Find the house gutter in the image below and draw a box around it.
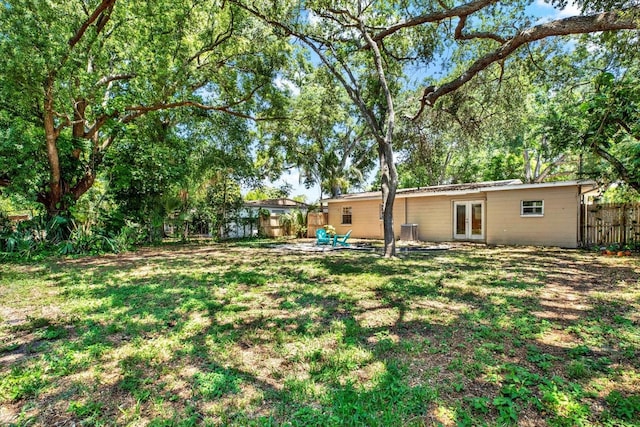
[578,185,583,248]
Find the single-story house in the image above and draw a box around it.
[324,179,597,248]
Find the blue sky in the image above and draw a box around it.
[531,0,581,21]
[270,1,580,203]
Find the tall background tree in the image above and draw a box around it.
[259,67,376,199]
[101,108,257,241]
[535,31,640,192]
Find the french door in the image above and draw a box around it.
[453,201,484,240]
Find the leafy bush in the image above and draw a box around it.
[113,223,147,250]
[0,214,143,258]
[1,231,37,257]
[279,209,307,237]
[0,211,11,232]
[0,214,70,258]
[59,224,117,255]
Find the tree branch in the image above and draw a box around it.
[83,114,112,141]
[413,7,640,119]
[454,15,506,43]
[122,81,271,122]
[359,19,395,144]
[96,74,135,86]
[592,144,640,191]
[188,10,235,64]
[70,170,96,200]
[122,100,258,122]
[381,39,418,61]
[85,80,276,142]
[372,0,499,41]
[616,118,640,140]
[68,0,117,48]
[535,154,566,183]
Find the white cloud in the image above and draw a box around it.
[308,10,321,26]
[533,0,582,23]
[274,76,301,97]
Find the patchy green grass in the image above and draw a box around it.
[1,242,639,426]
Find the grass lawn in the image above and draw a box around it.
[1,241,639,426]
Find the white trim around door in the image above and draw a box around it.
[453,200,485,240]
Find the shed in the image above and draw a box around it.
[236,198,310,238]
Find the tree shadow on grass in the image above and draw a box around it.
[2,244,639,425]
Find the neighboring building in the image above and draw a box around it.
[324,179,597,248]
[228,198,310,238]
[244,198,310,216]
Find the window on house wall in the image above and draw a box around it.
[342,206,352,224]
[379,204,383,220]
[521,200,544,216]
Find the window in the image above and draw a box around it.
[379,204,383,220]
[521,200,544,216]
[342,206,352,224]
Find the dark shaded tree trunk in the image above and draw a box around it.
[379,140,398,257]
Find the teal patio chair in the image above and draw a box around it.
[333,230,352,247]
[316,228,332,245]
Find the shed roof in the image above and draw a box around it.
[244,198,309,209]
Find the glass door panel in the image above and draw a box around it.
[456,204,467,235]
[471,203,483,236]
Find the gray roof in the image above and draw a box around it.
[244,198,309,209]
[396,179,522,195]
[325,179,596,202]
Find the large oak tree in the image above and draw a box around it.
[0,0,288,216]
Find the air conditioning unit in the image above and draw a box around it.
[400,223,418,241]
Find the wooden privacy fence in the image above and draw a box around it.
[258,211,328,238]
[582,203,640,247]
[259,215,286,238]
[307,212,328,238]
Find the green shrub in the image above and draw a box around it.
[606,391,640,421]
[0,365,46,401]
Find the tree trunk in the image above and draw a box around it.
[42,79,65,217]
[379,139,398,258]
[357,23,398,258]
[523,149,532,183]
[331,183,341,198]
[39,83,102,217]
